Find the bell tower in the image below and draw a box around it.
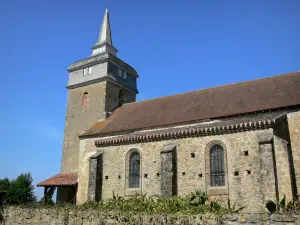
[61,9,139,175]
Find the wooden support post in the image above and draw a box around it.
[44,187,49,203]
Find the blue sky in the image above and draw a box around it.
[0,0,299,199]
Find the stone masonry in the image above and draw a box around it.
[62,80,136,174]
[59,79,136,202]
[2,207,300,225]
[77,127,293,213]
[62,81,106,174]
[287,111,300,196]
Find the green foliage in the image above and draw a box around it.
[0,178,10,191]
[79,190,227,215]
[0,178,10,206]
[5,173,37,205]
[266,199,277,214]
[210,200,222,212]
[189,190,209,206]
[280,195,286,209]
[265,195,300,214]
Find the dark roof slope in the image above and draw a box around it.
[82,71,300,137]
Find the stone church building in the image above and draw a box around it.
[38,9,300,212]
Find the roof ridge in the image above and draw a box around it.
[123,71,300,107]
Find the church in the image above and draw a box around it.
[37,9,300,212]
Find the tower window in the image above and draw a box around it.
[118,68,122,77]
[123,71,127,79]
[83,67,92,76]
[83,68,88,76]
[82,92,88,109]
[100,46,105,52]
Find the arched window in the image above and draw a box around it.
[129,152,140,188]
[82,92,88,109]
[210,145,225,187]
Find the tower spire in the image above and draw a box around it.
[92,8,118,56]
[98,8,112,45]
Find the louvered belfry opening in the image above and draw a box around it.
[129,152,140,188]
[210,145,225,187]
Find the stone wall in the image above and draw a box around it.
[77,128,290,212]
[2,207,300,225]
[287,111,300,196]
[62,81,107,174]
[61,80,136,174]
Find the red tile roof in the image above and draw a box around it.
[37,173,78,187]
[82,71,300,137]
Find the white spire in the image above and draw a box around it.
[98,8,112,45]
[92,9,118,56]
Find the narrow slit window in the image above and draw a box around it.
[210,145,225,186]
[82,92,88,109]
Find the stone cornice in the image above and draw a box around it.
[68,52,138,77]
[94,118,276,147]
[66,76,138,94]
[68,53,108,71]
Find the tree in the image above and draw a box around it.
[5,173,36,205]
[0,178,10,205]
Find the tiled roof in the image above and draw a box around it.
[37,173,78,187]
[95,111,286,147]
[82,71,300,137]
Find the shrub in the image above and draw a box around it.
[189,190,209,206]
[79,191,226,215]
